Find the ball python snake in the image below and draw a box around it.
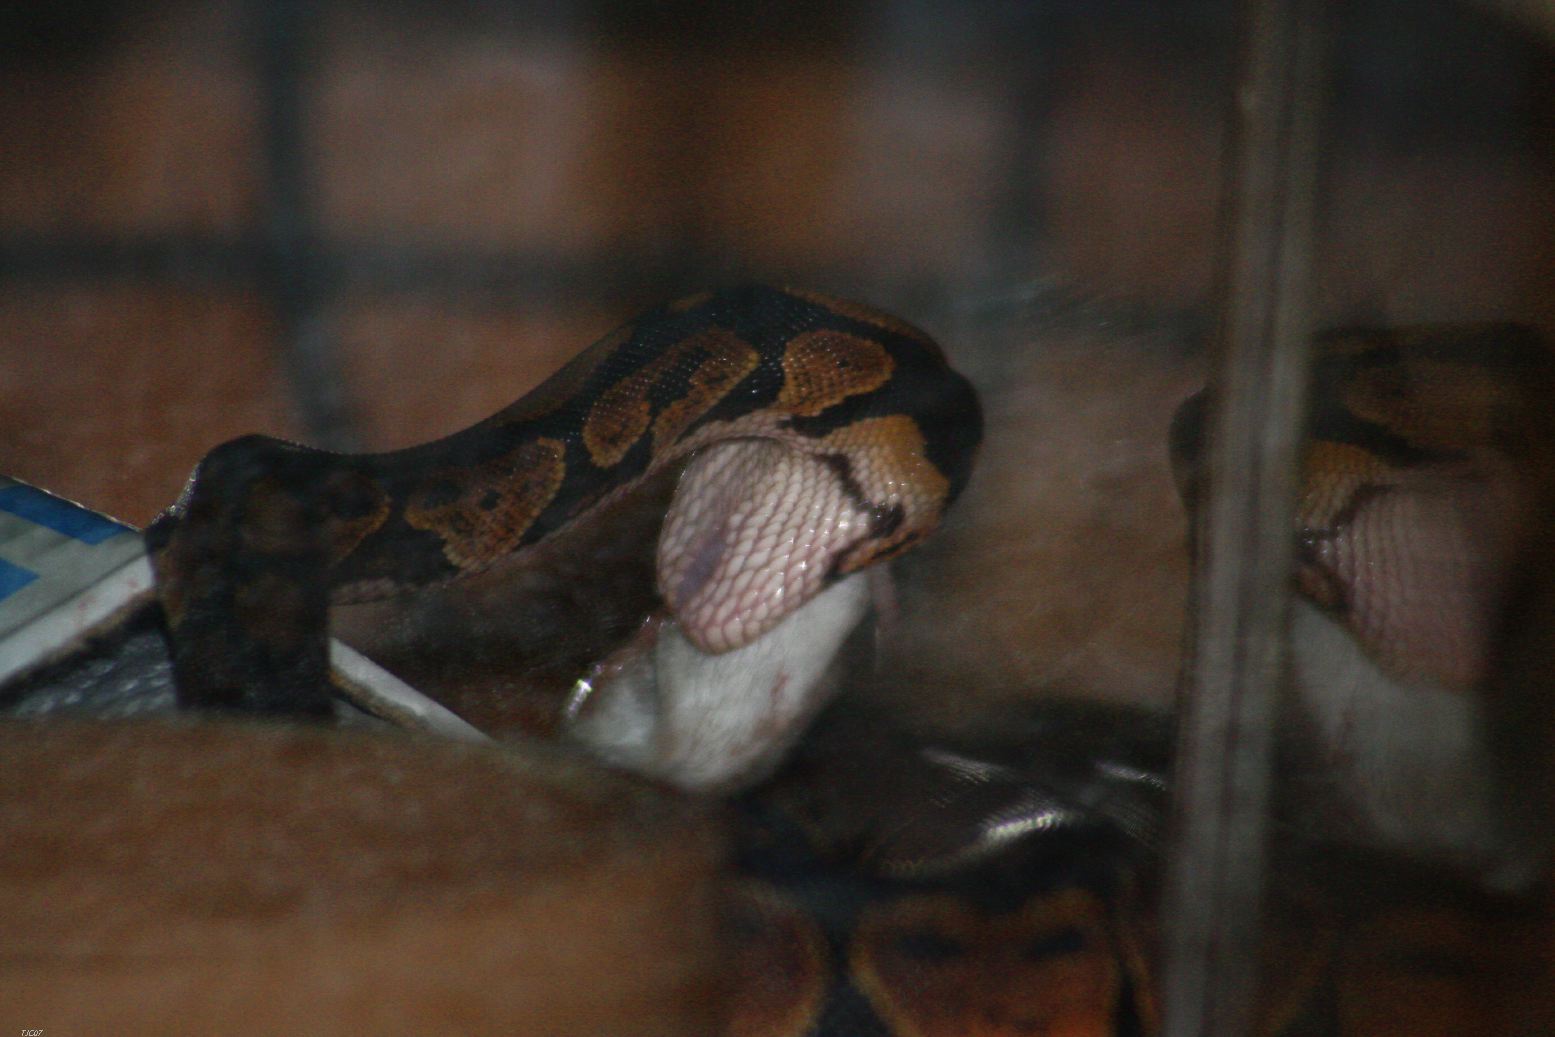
[142,297,1548,1034]
[145,285,983,752]
[1175,321,1550,870]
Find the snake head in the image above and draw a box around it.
[1171,322,1555,873]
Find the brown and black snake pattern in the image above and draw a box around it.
[726,703,1173,1037]
[145,285,982,715]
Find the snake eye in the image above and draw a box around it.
[891,929,965,962]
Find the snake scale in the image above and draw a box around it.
[145,292,1549,1035]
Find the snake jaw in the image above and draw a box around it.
[569,433,903,788]
[656,440,879,655]
[570,424,919,787]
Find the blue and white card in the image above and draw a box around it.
[0,477,153,687]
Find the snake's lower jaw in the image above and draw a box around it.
[657,440,896,656]
[564,435,887,790]
[564,572,871,792]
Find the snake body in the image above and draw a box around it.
[728,702,1172,1037]
[146,284,982,717]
